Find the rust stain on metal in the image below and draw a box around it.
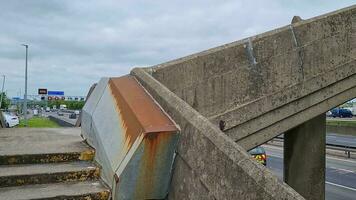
[144,132,171,170]
[108,75,178,150]
[138,132,172,196]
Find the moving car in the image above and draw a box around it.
[33,109,38,116]
[330,108,353,118]
[345,107,356,116]
[249,146,267,166]
[69,113,76,119]
[1,112,19,128]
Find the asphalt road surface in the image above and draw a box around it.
[264,145,356,200]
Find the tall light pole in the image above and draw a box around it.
[22,44,28,127]
[0,75,5,109]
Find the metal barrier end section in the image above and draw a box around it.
[82,75,179,200]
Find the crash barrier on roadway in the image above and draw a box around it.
[328,145,356,158]
[275,136,356,158]
[48,115,75,127]
[81,75,179,200]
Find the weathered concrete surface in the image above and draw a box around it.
[0,181,109,200]
[144,5,356,151]
[128,5,356,200]
[0,128,94,164]
[284,114,326,200]
[0,161,99,187]
[132,68,304,200]
[0,128,109,200]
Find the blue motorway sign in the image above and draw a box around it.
[48,91,64,96]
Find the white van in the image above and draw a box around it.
[59,105,67,110]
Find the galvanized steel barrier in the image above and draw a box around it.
[81,75,179,199]
[274,136,356,158]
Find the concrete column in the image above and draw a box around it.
[284,114,325,200]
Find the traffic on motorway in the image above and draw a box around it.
[264,145,356,200]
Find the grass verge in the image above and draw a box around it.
[19,117,60,128]
[326,119,356,127]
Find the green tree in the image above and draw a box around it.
[46,100,85,110]
[0,92,10,109]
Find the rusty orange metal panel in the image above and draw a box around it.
[108,75,178,149]
[114,131,179,199]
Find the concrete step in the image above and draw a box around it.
[0,128,110,199]
[0,144,94,165]
[0,181,110,200]
[0,161,99,187]
[0,128,94,165]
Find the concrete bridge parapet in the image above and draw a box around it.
[132,68,304,200]
[81,5,356,200]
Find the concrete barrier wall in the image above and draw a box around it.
[132,68,304,200]
[81,76,179,199]
[148,5,356,118]
[48,116,75,127]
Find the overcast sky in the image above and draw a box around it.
[0,1,354,97]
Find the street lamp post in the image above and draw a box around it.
[22,44,28,127]
[0,75,5,109]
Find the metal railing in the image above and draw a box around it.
[273,136,356,158]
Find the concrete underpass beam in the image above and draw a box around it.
[284,114,325,200]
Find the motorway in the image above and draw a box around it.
[264,145,356,200]
[277,132,356,148]
[44,111,77,126]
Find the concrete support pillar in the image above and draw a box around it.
[284,114,325,200]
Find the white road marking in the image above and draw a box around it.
[329,167,355,174]
[326,181,356,192]
[327,156,356,164]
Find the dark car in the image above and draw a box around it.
[248,146,267,166]
[330,108,353,118]
[69,113,77,119]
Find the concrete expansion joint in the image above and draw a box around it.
[243,38,257,66]
[288,24,305,80]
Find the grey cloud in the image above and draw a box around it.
[0,0,354,97]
